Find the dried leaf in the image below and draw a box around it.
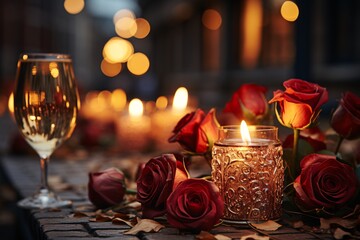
[126,201,142,210]
[214,234,232,240]
[124,218,165,235]
[95,213,115,222]
[250,220,282,231]
[112,217,137,227]
[320,217,359,230]
[240,233,269,240]
[333,228,352,240]
[196,231,216,240]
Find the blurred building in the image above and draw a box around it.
[0,0,359,108]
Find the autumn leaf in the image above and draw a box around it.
[320,217,359,230]
[124,218,165,235]
[250,220,282,231]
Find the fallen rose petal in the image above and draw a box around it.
[240,234,269,240]
[250,220,282,231]
[124,218,165,235]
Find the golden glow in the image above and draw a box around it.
[100,59,122,77]
[29,92,45,105]
[240,120,251,144]
[50,68,59,78]
[129,98,143,117]
[242,0,263,69]
[113,9,136,24]
[172,87,188,111]
[111,89,127,111]
[134,18,151,39]
[127,52,150,75]
[281,1,299,22]
[155,96,168,110]
[31,66,37,75]
[115,17,137,39]
[202,9,222,30]
[22,54,28,60]
[8,92,14,114]
[103,37,134,63]
[64,0,85,15]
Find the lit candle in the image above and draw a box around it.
[116,98,151,152]
[150,87,193,151]
[211,121,284,222]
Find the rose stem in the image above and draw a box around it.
[292,128,300,178]
[334,136,344,155]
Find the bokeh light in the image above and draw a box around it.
[111,89,127,111]
[64,0,85,15]
[127,52,150,75]
[281,1,299,22]
[134,18,151,39]
[102,37,134,63]
[115,17,137,39]
[129,98,143,117]
[202,9,222,30]
[172,87,188,111]
[100,59,122,77]
[155,96,168,110]
[113,9,136,25]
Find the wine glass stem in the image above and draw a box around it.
[40,157,50,191]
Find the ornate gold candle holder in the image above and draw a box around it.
[211,124,284,223]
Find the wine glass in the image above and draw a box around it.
[13,53,80,209]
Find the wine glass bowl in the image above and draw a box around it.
[13,53,80,209]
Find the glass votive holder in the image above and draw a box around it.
[211,125,284,223]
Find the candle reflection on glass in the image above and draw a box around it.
[211,121,284,222]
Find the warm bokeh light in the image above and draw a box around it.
[7,92,14,114]
[129,98,143,117]
[103,37,134,63]
[50,68,59,78]
[240,120,251,144]
[202,9,222,30]
[115,17,137,39]
[111,89,127,111]
[22,54,28,60]
[134,18,151,39]
[242,0,263,68]
[100,59,122,77]
[155,96,168,110]
[113,9,136,25]
[172,87,188,111]
[127,52,150,75]
[64,0,85,15]
[281,1,299,22]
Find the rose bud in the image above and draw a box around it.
[269,79,328,130]
[294,153,358,210]
[136,154,189,219]
[168,108,220,154]
[330,91,360,140]
[88,168,126,209]
[223,83,268,124]
[166,178,224,232]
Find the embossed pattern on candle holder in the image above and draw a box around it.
[212,143,284,222]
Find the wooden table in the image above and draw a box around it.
[0,154,335,240]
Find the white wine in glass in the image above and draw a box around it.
[13,53,80,209]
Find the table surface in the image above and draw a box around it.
[0,154,335,240]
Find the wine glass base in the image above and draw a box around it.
[17,190,72,209]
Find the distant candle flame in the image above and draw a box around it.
[129,98,143,117]
[172,87,188,111]
[240,120,251,144]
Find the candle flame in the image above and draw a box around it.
[240,120,251,144]
[129,98,143,117]
[172,87,188,111]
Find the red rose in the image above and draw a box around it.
[166,178,224,231]
[136,154,189,219]
[88,168,126,209]
[168,108,219,154]
[294,153,358,210]
[223,84,268,123]
[269,79,328,129]
[330,92,360,140]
